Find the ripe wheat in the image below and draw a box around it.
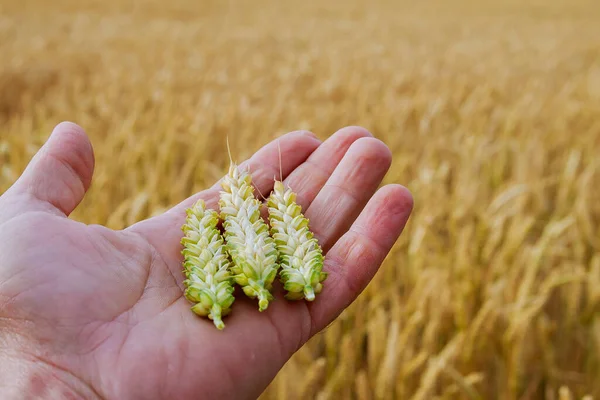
[2,0,598,396]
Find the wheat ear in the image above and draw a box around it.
[181,199,235,330]
[219,163,279,311]
[267,180,327,301]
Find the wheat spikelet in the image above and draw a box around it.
[267,180,327,301]
[219,163,279,311]
[180,199,235,330]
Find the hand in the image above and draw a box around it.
[0,122,413,399]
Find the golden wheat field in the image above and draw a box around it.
[1,0,600,398]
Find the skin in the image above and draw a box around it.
[0,122,413,400]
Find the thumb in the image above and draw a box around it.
[11,121,95,217]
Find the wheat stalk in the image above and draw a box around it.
[267,180,327,301]
[219,163,279,311]
[180,199,235,330]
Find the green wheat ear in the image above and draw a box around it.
[267,180,327,301]
[180,199,235,330]
[219,163,280,312]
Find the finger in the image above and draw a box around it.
[129,130,321,266]
[283,126,372,209]
[308,184,413,334]
[305,137,392,252]
[6,122,95,218]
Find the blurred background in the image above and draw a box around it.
[1,0,599,398]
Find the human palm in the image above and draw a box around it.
[0,122,412,399]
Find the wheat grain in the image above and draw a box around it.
[267,180,327,301]
[219,163,279,311]
[180,199,235,330]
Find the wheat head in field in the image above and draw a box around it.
[1,0,599,398]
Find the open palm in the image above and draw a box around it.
[0,122,413,399]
